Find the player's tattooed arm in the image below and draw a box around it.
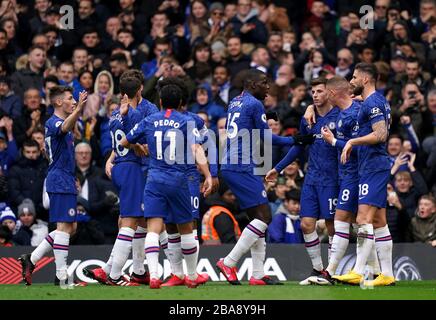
[372,120,388,143]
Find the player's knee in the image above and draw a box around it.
[300,220,315,233]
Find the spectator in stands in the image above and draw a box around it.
[30,128,45,153]
[303,49,332,84]
[0,205,30,245]
[0,225,13,247]
[101,16,121,50]
[274,63,295,102]
[334,48,354,80]
[386,183,410,242]
[268,175,289,215]
[78,70,94,94]
[17,198,48,246]
[29,0,52,35]
[205,2,232,45]
[0,116,17,175]
[109,53,129,94]
[225,35,250,79]
[70,196,105,245]
[84,70,114,120]
[142,36,172,80]
[273,78,310,136]
[186,0,210,45]
[230,0,268,45]
[282,160,304,190]
[185,41,213,83]
[268,189,303,243]
[189,82,226,132]
[202,181,241,245]
[8,139,48,221]
[394,81,425,137]
[394,160,429,219]
[72,47,90,74]
[57,61,82,100]
[10,45,47,99]
[250,46,271,75]
[75,142,104,186]
[213,65,232,106]
[0,28,16,72]
[410,194,436,244]
[0,76,22,118]
[13,88,48,147]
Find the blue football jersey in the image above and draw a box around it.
[336,101,360,179]
[109,106,143,164]
[354,92,391,174]
[126,109,200,186]
[45,115,76,194]
[184,111,208,176]
[136,98,159,170]
[221,91,269,172]
[300,107,340,186]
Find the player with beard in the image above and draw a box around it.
[333,63,394,286]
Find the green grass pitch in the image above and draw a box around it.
[0,281,435,300]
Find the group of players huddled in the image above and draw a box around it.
[17,62,395,289]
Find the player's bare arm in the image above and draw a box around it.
[340,119,387,164]
[61,91,87,133]
[105,150,116,178]
[192,143,213,197]
[265,168,278,182]
[303,104,316,128]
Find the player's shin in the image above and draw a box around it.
[167,232,184,278]
[181,233,198,280]
[102,247,114,275]
[353,224,375,275]
[30,230,56,265]
[132,226,147,275]
[145,232,160,279]
[224,219,268,267]
[53,230,70,281]
[326,220,350,275]
[109,227,135,280]
[303,230,323,272]
[250,234,266,279]
[374,225,394,277]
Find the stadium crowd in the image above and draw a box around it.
[0,0,435,248]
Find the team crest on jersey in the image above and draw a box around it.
[141,203,144,211]
[353,124,359,132]
[338,120,342,128]
[262,190,267,198]
[68,208,75,216]
[328,122,336,130]
[262,114,267,123]
[55,121,62,127]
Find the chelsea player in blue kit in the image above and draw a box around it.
[335,63,395,286]
[121,82,213,289]
[217,70,314,286]
[91,70,159,286]
[19,86,87,286]
[266,77,339,285]
[156,77,216,287]
[311,76,371,284]
[102,76,149,286]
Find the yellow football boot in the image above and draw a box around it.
[332,270,363,285]
[364,273,396,287]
